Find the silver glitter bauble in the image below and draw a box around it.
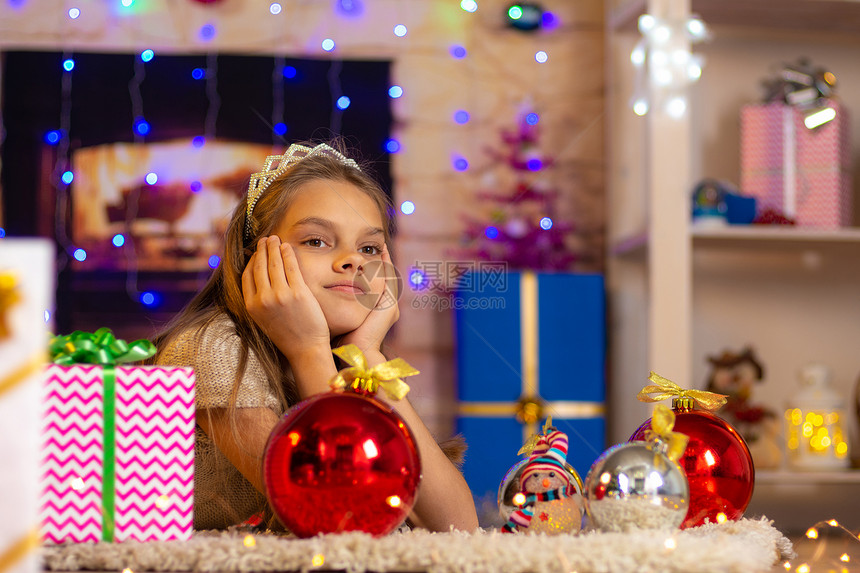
[584,442,689,532]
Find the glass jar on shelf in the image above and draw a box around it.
[785,363,850,470]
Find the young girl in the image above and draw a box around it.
[151,141,478,533]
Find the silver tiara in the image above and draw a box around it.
[244,143,360,241]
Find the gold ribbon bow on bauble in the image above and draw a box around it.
[637,371,728,411]
[518,417,555,456]
[330,344,418,401]
[645,404,689,462]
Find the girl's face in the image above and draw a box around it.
[274,178,387,337]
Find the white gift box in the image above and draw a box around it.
[0,239,54,573]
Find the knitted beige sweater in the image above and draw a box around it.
[159,315,284,530]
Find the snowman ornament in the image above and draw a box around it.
[502,428,584,534]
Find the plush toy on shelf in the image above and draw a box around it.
[500,422,584,534]
[705,346,782,469]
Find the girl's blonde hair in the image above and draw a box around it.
[148,140,392,526]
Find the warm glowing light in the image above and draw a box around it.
[703,450,716,467]
[386,495,402,508]
[664,537,676,550]
[243,535,256,548]
[796,564,810,573]
[599,472,611,485]
[288,431,300,446]
[841,554,850,563]
[362,438,379,459]
[782,562,791,570]
[653,25,671,43]
[687,18,706,38]
[460,0,477,13]
[638,14,655,33]
[155,495,170,509]
[828,519,839,526]
[836,442,848,456]
[513,492,527,506]
[311,554,325,567]
[630,46,645,66]
[633,99,649,116]
[806,527,818,539]
[716,512,727,524]
[69,477,85,490]
[805,107,836,129]
[122,568,133,573]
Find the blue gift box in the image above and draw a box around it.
[453,271,606,504]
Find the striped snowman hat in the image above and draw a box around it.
[520,429,573,489]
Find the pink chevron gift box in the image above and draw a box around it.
[40,363,194,543]
[740,101,852,229]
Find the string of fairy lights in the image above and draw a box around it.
[16,0,573,310]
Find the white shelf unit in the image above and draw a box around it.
[604,0,860,478]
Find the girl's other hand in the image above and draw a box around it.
[340,244,400,354]
[242,236,330,359]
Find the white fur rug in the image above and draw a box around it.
[42,518,794,573]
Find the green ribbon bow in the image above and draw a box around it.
[50,328,155,366]
[49,328,155,542]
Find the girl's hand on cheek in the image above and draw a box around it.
[340,245,400,354]
[242,236,330,359]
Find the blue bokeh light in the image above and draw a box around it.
[273,122,288,136]
[61,171,74,185]
[63,59,75,72]
[322,38,336,52]
[112,233,125,247]
[452,155,469,171]
[45,130,62,145]
[454,110,470,124]
[282,65,297,79]
[72,248,87,262]
[199,23,216,41]
[385,138,401,153]
[145,172,158,185]
[484,226,499,239]
[540,217,553,230]
[140,291,162,308]
[191,67,205,80]
[140,49,154,62]
[134,118,150,136]
[527,158,543,171]
[393,24,407,37]
[409,269,426,289]
[400,200,415,215]
[190,181,203,193]
[208,255,221,269]
[525,112,540,125]
[336,96,351,110]
[192,136,206,148]
[450,45,467,59]
[388,85,403,98]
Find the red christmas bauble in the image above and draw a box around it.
[263,391,421,537]
[629,400,754,528]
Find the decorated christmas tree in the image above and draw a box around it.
[454,109,576,271]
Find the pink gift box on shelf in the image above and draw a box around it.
[40,363,195,543]
[740,101,852,229]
